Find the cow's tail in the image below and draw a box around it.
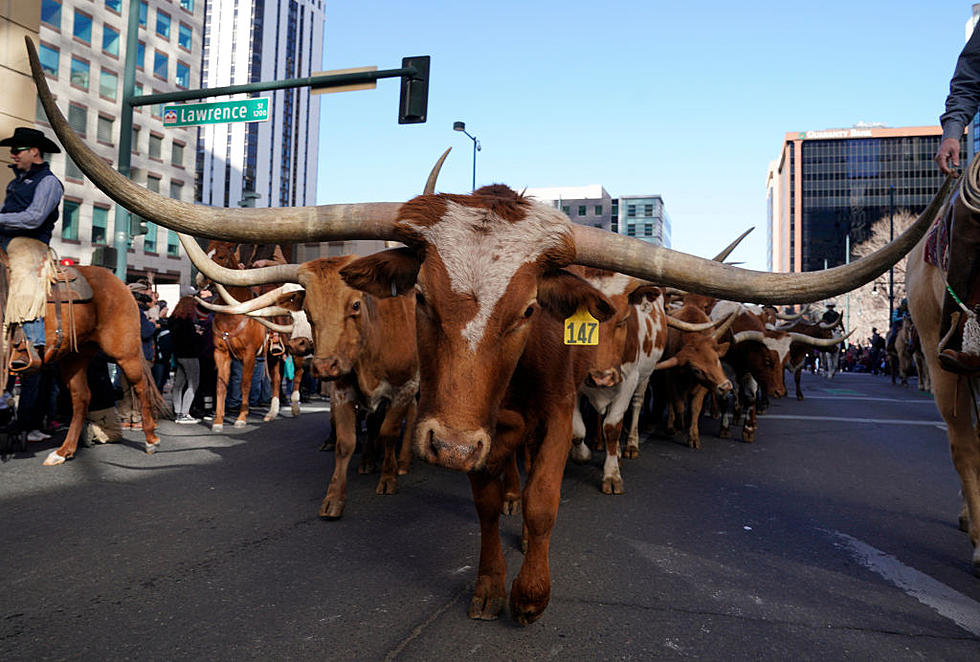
[143,358,174,420]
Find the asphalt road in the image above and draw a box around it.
[1,371,979,661]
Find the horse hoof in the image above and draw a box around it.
[212,423,224,433]
[42,451,66,466]
[234,419,247,428]
[145,441,159,455]
[291,404,301,417]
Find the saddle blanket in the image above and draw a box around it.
[924,198,951,272]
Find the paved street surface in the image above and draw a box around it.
[2,372,979,661]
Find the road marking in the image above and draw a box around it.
[765,415,945,427]
[828,530,980,637]
[804,396,934,403]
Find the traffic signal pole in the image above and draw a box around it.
[110,0,428,280]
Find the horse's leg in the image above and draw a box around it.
[43,355,91,466]
[264,355,282,422]
[120,354,160,453]
[236,351,256,428]
[213,347,230,432]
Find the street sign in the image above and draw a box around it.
[162,98,270,127]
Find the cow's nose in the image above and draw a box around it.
[312,356,343,379]
[715,380,733,395]
[415,419,490,472]
[586,369,620,388]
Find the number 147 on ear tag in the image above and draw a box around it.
[564,306,599,345]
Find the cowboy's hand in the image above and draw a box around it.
[935,137,961,175]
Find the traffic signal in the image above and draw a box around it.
[59,257,75,266]
[398,56,429,124]
[91,246,118,268]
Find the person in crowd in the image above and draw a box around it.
[117,281,156,429]
[0,127,63,373]
[869,328,886,376]
[152,308,174,393]
[169,295,202,424]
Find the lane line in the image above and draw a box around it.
[804,396,934,404]
[827,530,980,637]
[764,415,945,427]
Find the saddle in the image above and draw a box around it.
[45,264,93,354]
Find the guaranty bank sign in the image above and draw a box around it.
[797,128,874,140]
[163,98,270,128]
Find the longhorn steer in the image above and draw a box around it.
[566,268,666,494]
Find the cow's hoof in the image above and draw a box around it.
[742,428,756,443]
[510,581,549,626]
[972,547,980,577]
[376,476,398,495]
[291,403,301,417]
[468,581,506,621]
[601,476,624,495]
[569,443,591,464]
[212,423,224,433]
[262,414,274,422]
[501,497,521,516]
[687,436,701,449]
[718,427,731,439]
[623,445,639,460]
[397,461,410,476]
[233,419,247,428]
[959,512,970,533]
[42,451,66,466]
[145,441,159,455]
[796,394,804,401]
[318,499,345,520]
[358,461,377,475]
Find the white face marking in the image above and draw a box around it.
[404,199,570,351]
[290,310,312,341]
[763,335,792,366]
[583,272,632,299]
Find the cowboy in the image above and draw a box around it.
[0,127,64,373]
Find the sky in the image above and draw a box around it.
[314,1,974,271]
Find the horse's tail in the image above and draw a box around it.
[143,358,174,420]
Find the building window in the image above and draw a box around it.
[147,175,160,193]
[35,97,47,123]
[92,205,108,244]
[97,115,113,143]
[180,0,194,12]
[39,43,59,76]
[102,25,120,56]
[136,41,145,69]
[65,154,83,181]
[99,69,118,100]
[70,57,89,90]
[627,205,636,217]
[148,133,162,160]
[138,1,147,27]
[62,200,79,240]
[594,205,602,215]
[644,204,653,217]
[645,223,653,235]
[171,142,184,167]
[105,0,122,13]
[627,225,636,237]
[176,61,190,88]
[143,222,158,253]
[153,51,168,79]
[167,230,180,257]
[72,10,92,44]
[156,10,171,39]
[131,125,140,153]
[561,205,570,215]
[577,205,586,216]
[170,181,183,200]
[178,23,192,50]
[68,103,87,136]
[41,0,61,29]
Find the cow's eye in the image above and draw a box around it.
[351,300,361,314]
[524,304,535,319]
[415,291,426,307]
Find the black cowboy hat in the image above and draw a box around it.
[0,127,61,154]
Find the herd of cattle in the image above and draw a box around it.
[24,36,979,626]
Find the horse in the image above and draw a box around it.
[1,250,168,465]
[197,241,269,432]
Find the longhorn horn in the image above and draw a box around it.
[196,282,303,315]
[666,316,716,332]
[254,318,294,334]
[568,172,956,305]
[732,330,767,345]
[424,148,451,195]
[818,319,841,329]
[712,227,754,262]
[788,328,856,347]
[27,35,956,304]
[776,306,808,321]
[27,37,402,243]
[654,356,680,371]
[179,233,302,287]
[711,311,737,340]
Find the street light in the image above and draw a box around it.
[453,121,480,191]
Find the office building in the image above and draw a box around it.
[37,0,204,284]
[524,185,671,247]
[1,3,41,192]
[767,125,962,273]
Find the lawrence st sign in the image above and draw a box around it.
[162,98,270,127]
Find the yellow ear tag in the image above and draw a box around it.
[564,305,599,345]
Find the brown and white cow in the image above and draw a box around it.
[564,268,666,494]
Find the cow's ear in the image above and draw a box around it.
[275,289,305,312]
[715,341,730,357]
[627,284,661,306]
[340,248,420,299]
[538,269,616,322]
